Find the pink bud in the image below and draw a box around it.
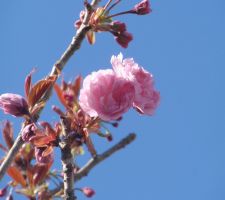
[0,186,8,197]
[133,0,151,15]
[114,31,133,48]
[74,19,82,29]
[21,123,36,142]
[82,187,95,198]
[106,134,113,142]
[0,93,29,117]
[112,122,119,127]
[35,147,53,164]
[110,21,126,33]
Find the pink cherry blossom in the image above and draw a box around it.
[0,93,29,117]
[79,69,135,121]
[111,53,160,115]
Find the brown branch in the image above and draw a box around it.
[60,117,76,200]
[49,133,136,197]
[0,133,24,180]
[0,0,99,181]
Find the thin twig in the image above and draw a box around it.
[0,133,24,180]
[49,133,136,197]
[75,133,136,181]
[0,0,99,181]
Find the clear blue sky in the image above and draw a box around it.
[0,0,225,199]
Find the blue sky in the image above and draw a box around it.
[0,0,225,199]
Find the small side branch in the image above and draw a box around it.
[0,134,23,180]
[0,0,100,181]
[75,133,136,181]
[49,133,136,197]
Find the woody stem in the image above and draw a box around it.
[0,0,100,181]
[60,116,76,200]
[48,133,136,197]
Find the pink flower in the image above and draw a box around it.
[111,53,160,115]
[82,187,95,198]
[79,69,135,121]
[0,93,29,117]
[132,0,151,15]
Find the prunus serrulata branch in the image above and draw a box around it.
[49,133,136,197]
[0,0,99,181]
[75,133,136,181]
[60,117,76,200]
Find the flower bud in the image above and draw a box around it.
[114,31,133,48]
[110,21,126,33]
[132,0,151,15]
[82,187,95,198]
[0,93,29,117]
[0,186,8,197]
[106,134,113,142]
[21,123,36,142]
[35,147,53,164]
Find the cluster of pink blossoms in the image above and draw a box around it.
[79,53,160,121]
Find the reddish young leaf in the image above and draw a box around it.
[28,76,57,108]
[30,135,55,147]
[54,83,68,108]
[33,162,52,185]
[0,144,7,152]
[29,101,46,117]
[24,70,35,99]
[7,166,27,187]
[3,121,14,149]
[42,145,53,157]
[40,122,55,136]
[73,75,82,98]
[86,30,95,45]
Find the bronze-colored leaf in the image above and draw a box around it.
[7,166,27,187]
[0,144,7,152]
[54,83,68,108]
[3,121,14,149]
[30,135,54,147]
[73,75,82,98]
[24,73,32,99]
[33,163,52,185]
[86,30,95,45]
[29,135,48,147]
[42,146,53,157]
[28,75,57,108]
